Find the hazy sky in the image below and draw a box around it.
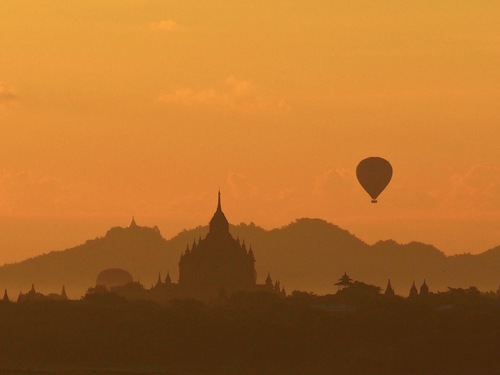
[1,1,500,263]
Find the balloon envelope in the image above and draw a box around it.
[356,157,392,203]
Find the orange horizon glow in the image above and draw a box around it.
[1,1,500,263]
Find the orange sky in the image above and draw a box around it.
[1,1,500,263]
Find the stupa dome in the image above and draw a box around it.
[96,268,133,289]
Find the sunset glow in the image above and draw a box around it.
[1,1,500,263]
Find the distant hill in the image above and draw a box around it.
[0,218,498,298]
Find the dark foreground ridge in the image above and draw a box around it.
[0,289,499,375]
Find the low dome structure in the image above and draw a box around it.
[96,268,134,289]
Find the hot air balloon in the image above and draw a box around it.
[356,157,392,203]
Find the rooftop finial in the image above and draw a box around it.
[217,190,222,212]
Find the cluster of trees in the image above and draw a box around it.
[0,286,498,374]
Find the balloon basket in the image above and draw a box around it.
[371,199,378,203]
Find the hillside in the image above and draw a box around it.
[0,218,498,298]
[0,223,175,299]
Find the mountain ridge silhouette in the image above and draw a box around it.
[0,218,498,298]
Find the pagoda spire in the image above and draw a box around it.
[334,272,353,291]
[3,289,9,302]
[61,285,67,299]
[130,216,137,228]
[409,281,418,298]
[265,273,273,287]
[217,189,222,211]
[384,279,395,296]
[248,245,255,260]
[156,272,163,287]
[209,190,229,235]
[274,280,281,292]
[420,279,429,295]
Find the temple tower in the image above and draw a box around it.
[384,279,395,296]
[178,192,257,299]
[419,280,429,295]
[409,281,418,298]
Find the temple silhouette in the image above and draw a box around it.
[178,191,257,299]
[86,192,284,302]
[16,284,67,302]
